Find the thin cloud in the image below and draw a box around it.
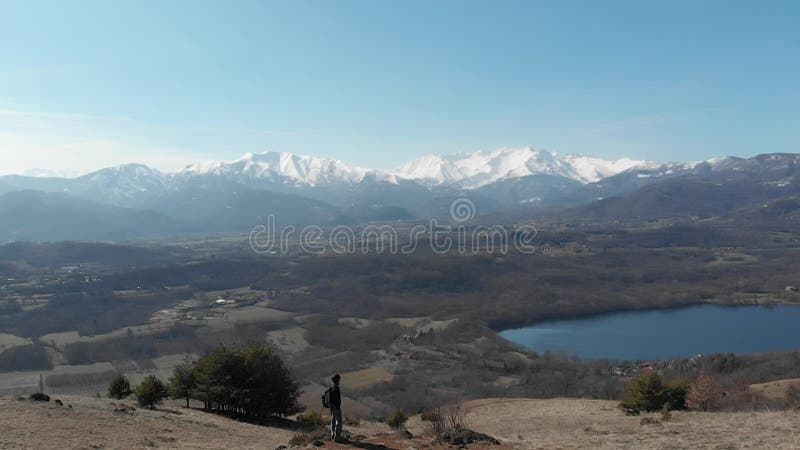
[0,109,306,137]
[142,122,305,137]
[0,109,133,123]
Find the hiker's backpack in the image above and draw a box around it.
[322,387,332,409]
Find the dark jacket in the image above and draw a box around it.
[331,385,341,409]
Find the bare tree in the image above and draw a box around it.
[687,373,722,411]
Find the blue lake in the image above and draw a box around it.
[499,304,800,361]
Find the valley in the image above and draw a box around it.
[2,150,800,445]
[4,3,797,446]
[3,194,800,419]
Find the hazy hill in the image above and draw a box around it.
[1,152,799,241]
[474,174,586,208]
[0,191,179,242]
[564,178,744,221]
[0,242,178,267]
[559,153,800,223]
[144,186,346,231]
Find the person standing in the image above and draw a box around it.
[329,374,343,442]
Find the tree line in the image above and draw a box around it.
[109,342,302,418]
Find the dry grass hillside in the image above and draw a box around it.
[432,398,800,449]
[750,378,800,400]
[3,395,800,449]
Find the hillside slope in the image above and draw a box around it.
[0,395,293,449]
[439,398,800,449]
[4,395,800,449]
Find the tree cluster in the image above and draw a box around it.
[106,343,301,417]
[187,343,302,418]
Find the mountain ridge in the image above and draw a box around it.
[3,147,713,191]
[1,150,796,243]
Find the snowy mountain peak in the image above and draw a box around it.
[560,154,661,183]
[393,147,658,188]
[180,151,377,187]
[79,163,165,183]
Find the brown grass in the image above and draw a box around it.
[340,367,394,391]
[407,398,800,449]
[0,395,294,449]
[750,378,800,400]
[5,395,800,449]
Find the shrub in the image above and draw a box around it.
[29,393,50,402]
[687,373,722,411]
[787,384,800,408]
[622,407,641,416]
[422,405,468,433]
[640,416,660,426]
[344,416,361,427]
[663,383,689,410]
[421,408,445,433]
[620,372,688,414]
[443,405,468,431]
[386,410,408,430]
[296,410,328,427]
[661,403,672,422]
[289,433,313,446]
[134,375,168,409]
[108,375,132,400]
[421,408,441,422]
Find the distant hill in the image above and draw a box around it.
[0,191,180,242]
[558,154,800,223]
[1,152,800,240]
[0,242,178,267]
[563,178,744,221]
[145,186,347,231]
[473,174,586,208]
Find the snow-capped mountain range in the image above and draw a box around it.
[173,147,668,188]
[177,151,397,187]
[1,147,797,241]
[0,147,730,209]
[4,147,720,193]
[392,147,662,188]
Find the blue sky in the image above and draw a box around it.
[0,0,798,174]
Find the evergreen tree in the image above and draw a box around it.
[108,375,132,400]
[620,372,688,414]
[168,356,196,408]
[134,375,168,409]
[192,342,302,418]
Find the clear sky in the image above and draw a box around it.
[1,0,798,175]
